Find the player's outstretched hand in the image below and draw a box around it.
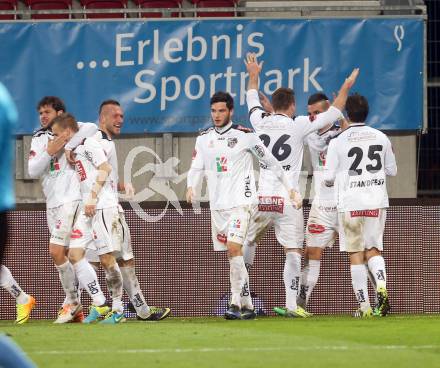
[186,187,194,204]
[289,189,303,210]
[344,68,360,89]
[244,52,263,76]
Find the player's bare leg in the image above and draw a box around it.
[350,251,373,318]
[298,246,323,309]
[366,247,389,316]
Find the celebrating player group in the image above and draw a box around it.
[0,52,396,324]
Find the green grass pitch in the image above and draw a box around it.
[1,316,440,368]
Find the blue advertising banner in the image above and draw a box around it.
[0,18,424,134]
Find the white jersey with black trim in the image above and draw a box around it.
[306,129,340,203]
[187,122,294,211]
[246,89,344,198]
[324,124,397,212]
[27,122,98,209]
[73,131,118,210]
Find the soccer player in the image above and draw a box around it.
[28,96,98,323]
[297,93,344,309]
[0,82,36,324]
[84,100,170,321]
[243,53,358,317]
[186,91,300,320]
[51,113,125,324]
[324,93,397,318]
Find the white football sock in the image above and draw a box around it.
[350,264,370,311]
[299,260,320,307]
[55,261,79,305]
[366,266,379,306]
[104,263,124,314]
[229,256,248,308]
[240,242,256,309]
[0,265,29,304]
[284,252,301,311]
[367,255,387,289]
[73,259,106,306]
[120,265,150,318]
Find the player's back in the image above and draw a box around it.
[255,113,312,196]
[328,124,396,211]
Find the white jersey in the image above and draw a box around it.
[28,122,98,209]
[73,131,118,209]
[246,89,344,198]
[187,122,293,211]
[324,124,397,212]
[306,128,340,203]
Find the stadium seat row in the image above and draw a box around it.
[0,0,239,20]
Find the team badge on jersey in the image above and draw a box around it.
[50,157,60,172]
[227,137,238,148]
[318,151,327,167]
[216,156,228,172]
[231,219,241,229]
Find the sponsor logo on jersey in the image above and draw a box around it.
[350,178,384,188]
[227,137,238,148]
[350,209,379,218]
[318,151,326,167]
[258,196,284,213]
[74,160,87,181]
[232,219,241,229]
[308,223,325,234]
[217,233,227,244]
[50,158,60,172]
[70,229,83,239]
[216,156,228,172]
[244,175,252,197]
[84,150,93,162]
[254,144,265,158]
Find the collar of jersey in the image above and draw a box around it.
[214,121,233,135]
[99,129,112,141]
[347,123,366,128]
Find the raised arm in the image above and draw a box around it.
[65,122,98,150]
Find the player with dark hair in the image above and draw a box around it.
[244,53,358,318]
[28,96,98,323]
[324,93,397,318]
[187,91,300,320]
[297,92,344,308]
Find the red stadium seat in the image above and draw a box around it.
[133,0,181,18]
[0,0,17,20]
[26,0,72,19]
[81,0,127,18]
[190,0,238,17]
